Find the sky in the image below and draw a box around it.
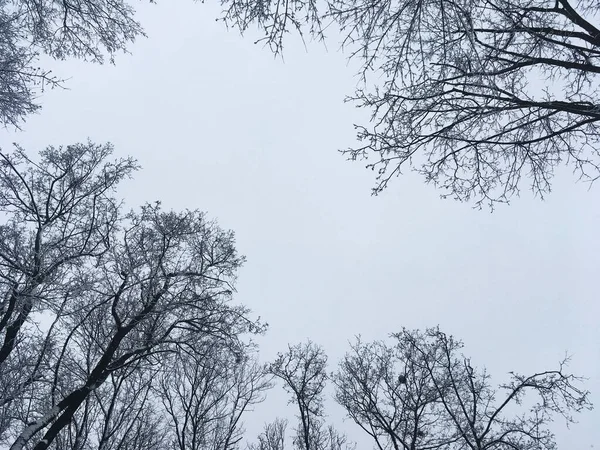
[1,0,598,447]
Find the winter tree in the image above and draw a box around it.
[158,340,272,450]
[265,341,353,450]
[222,0,600,207]
[0,0,144,126]
[333,328,592,450]
[247,419,288,450]
[0,142,268,450]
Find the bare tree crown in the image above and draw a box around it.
[333,328,592,450]
[222,0,600,206]
[0,142,269,450]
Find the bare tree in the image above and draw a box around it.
[46,363,166,450]
[0,0,145,126]
[334,328,593,450]
[269,342,328,450]
[5,0,600,205]
[221,0,600,207]
[0,142,263,450]
[159,340,272,450]
[268,341,352,450]
[0,142,136,432]
[248,419,288,450]
[333,337,454,450]
[91,363,165,450]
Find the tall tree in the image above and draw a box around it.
[333,328,593,450]
[0,142,265,450]
[333,337,452,450]
[248,419,289,450]
[159,340,272,450]
[267,341,353,450]
[269,341,329,450]
[223,0,600,207]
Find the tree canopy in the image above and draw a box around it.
[333,328,592,450]
[2,0,600,206]
[0,0,596,444]
[0,143,268,450]
[0,0,143,126]
[223,0,600,206]
[0,144,593,449]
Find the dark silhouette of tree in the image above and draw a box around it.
[333,328,592,450]
[56,366,166,450]
[5,0,600,205]
[222,0,600,207]
[0,142,266,450]
[269,342,329,450]
[0,0,144,126]
[267,341,353,450]
[333,336,454,450]
[248,419,288,450]
[159,340,272,450]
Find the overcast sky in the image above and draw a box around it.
[1,0,598,447]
